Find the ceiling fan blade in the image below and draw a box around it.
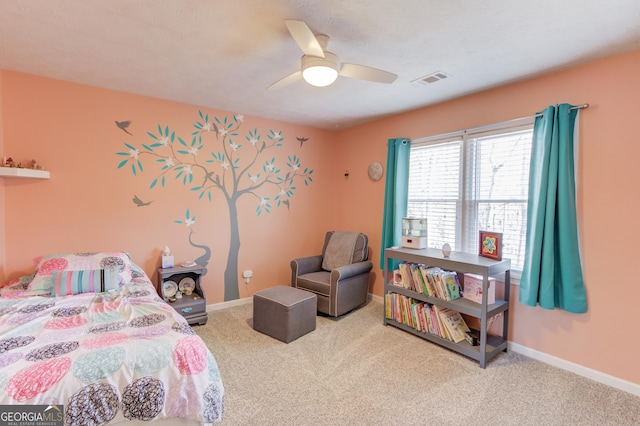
[285,20,325,58]
[340,63,398,84]
[267,70,302,90]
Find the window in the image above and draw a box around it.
[407,118,534,272]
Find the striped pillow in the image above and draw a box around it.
[53,269,119,297]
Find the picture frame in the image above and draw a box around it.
[479,230,502,260]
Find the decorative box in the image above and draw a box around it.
[401,217,427,249]
[462,273,496,304]
[162,255,174,268]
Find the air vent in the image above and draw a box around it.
[412,71,451,86]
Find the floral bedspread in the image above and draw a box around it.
[0,271,224,425]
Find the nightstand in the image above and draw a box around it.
[158,266,208,326]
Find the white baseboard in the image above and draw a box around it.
[509,342,640,397]
[206,297,252,312]
[369,293,383,304]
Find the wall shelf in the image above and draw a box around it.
[0,167,50,179]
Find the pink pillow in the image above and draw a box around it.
[29,252,132,294]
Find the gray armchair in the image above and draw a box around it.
[291,231,373,317]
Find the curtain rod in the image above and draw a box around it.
[415,103,591,141]
[535,103,589,117]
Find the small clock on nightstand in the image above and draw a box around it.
[158,265,208,326]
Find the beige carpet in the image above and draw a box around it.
[196,300,640,426]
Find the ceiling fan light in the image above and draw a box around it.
[302,66,338,87]
[301,52,339,87]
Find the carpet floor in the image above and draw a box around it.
[195,300,640,425]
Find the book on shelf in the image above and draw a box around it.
[385,293,393,319]
[441,271,462,300]
[436,306,470,343]
[386,292,444,338]
[425,267,449,300]
[392,269,403,287]
[419,265,438,297]
[392,263,464,301]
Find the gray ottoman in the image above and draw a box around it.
[253,286,317,343]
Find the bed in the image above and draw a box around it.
[0,252,224,425]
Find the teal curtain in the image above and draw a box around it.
[519,104,587,313]
[380,138,411,270]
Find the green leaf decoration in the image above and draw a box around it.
[131,163,136,176]
[117,159,128,169]
[142,144,152,152]
[150,178,157,189]
[147,131,158,140]
[124,143,136,150]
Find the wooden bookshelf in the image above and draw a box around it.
[383,246,511,368]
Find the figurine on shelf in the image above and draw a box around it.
[3,157,15,167]
[30,159,45,170]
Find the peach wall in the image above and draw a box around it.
[0,71,336,302]
[334,49,640,384]
[0,73,5,283]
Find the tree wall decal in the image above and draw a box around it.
[116,112,314,301]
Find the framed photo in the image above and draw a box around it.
[479,231,502,260]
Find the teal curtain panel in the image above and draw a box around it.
[380,138,411,270]
[519,104,587,313]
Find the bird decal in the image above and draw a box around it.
[132,195,153,207]
[297,136,309,147]
[115,120,133,135]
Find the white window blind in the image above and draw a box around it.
[408,119,534,272]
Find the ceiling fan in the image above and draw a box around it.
[267,19,398,89]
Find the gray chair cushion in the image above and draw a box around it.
[321,231,360,271]
[296,271,331,297]
[321,231,368,265]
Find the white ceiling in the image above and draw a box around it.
[1,0,639,130]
